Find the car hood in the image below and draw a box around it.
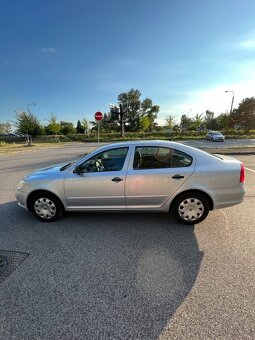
[24,162,71,180]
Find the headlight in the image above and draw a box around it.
[17,180,25,190]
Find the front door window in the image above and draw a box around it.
[79,147,129,173]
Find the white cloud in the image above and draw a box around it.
[236,39,255,49]
[157,73,255,124]
[42,47,56,53]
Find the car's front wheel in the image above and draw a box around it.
[28,192,64,222]
[171,192,209,224]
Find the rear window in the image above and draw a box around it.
[171,149,193,167]
[133,147,193,169]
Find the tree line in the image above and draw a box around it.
[1,89,160,137]
[1,89,255,137]
[166,97,255,132]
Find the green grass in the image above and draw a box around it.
[0,141,64,155]
[0,135,74,154]
[34,135,72,143]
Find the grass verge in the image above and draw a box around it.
[0,142,64,155]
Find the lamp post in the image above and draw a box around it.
[225,91,234,115]
[26,103,36,145]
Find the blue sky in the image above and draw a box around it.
[1,0,255,126]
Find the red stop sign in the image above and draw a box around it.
[95,111,103,121]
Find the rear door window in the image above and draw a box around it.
[133,147,192,169]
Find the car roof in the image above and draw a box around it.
[91,140,216,160]
[97,140,184,149]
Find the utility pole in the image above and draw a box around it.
[26,102,36,146]
[120,103,128,137]
[109,103,127,137]
[225,90,235,115]
[120,104,124,137]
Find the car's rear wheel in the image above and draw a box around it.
[29,192,64,222]
[172,192,209,224]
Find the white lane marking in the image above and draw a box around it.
[245,167,255,173]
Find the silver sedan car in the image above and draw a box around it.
[16,140,245,224]
[206,131,225,142]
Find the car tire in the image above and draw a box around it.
[29,192,64,222]
[171,192,209,225]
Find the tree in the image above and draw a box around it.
[45,114,61,135]
[76,120,84,134]
[100,114,116,132]
[90,114,115,133]
[15,111,42,137]
[217,113,230,130]
[81,118,90,134]
[180,114,192,130]
[140,115,150,132]
[191,113,204,130]
[230,97,255,132]
[117,88,160,132]
[60,121,75,135]
[141,98,160,131]
[0,123,5,134]
[204,110,218,130]
[165,115,176,129]
[118,88,141,132]
[0,122,12,134]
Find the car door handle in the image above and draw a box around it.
[172,174,184,179]
[111,177,123,182]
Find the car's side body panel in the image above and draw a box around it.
[64,171,126,209]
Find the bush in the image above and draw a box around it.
[66,131,209,142]
[0,135,25,143]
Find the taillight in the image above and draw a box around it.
[240,163,245,183]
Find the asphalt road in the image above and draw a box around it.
[182,138,255,149]
[0,145,254,339]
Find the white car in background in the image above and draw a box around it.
[206,131,225,142]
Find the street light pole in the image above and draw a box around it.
[26,103,36,145]
[225,91,234,115]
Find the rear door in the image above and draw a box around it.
[125,146,195,209]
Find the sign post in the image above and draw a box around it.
[94,111,103,145]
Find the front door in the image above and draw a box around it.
[64,147,129,209]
